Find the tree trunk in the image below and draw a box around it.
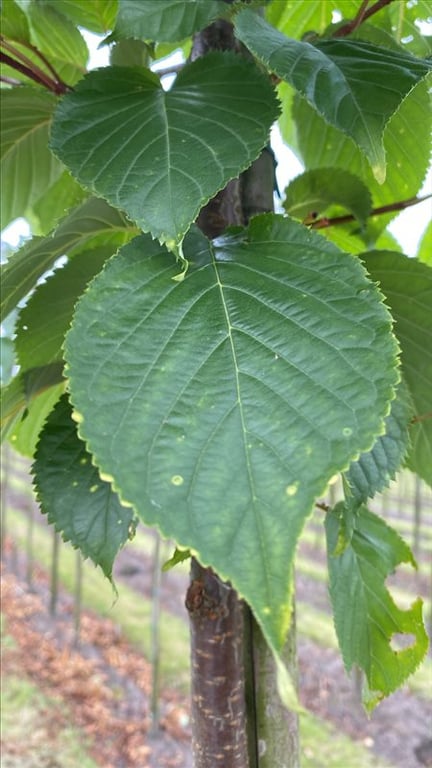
[187,560,250,767]
[186,7,300,767]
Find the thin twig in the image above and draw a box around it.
[333,0,395,38]
[308,194,432,230]
[316,502,330,513]
[411,412,432,425]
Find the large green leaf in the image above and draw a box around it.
[33,394,137,581]
[344,380,412,502]
[0,88,63,229]
[44,0,118,34]
[283,168,371,227]
[0,197,137,322]
[361,252,432,487]
[292,76,431,222]
[113,0,227,43]
[326,502,428,711]
[65,215,399,651]
[50,54,279,248]
[235,8,431,181]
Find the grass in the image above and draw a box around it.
[300,712,393,768]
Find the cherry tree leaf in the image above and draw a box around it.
[362,251,432,487]
[235,8,431,181]
[1,197,137,322]
[326,502,428,711]
[50,53,279,248]
[33,394,137,581]
[344,380,412,502]
[64,215,398,652]
[283,168,372,227]
[112,0,227,43]
[1,88,63,229]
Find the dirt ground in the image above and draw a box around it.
[1,530,431,768]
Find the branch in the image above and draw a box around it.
[332,0,395,38]
[308,194,432,230]
[0,37,71,94]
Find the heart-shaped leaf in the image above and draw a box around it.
[50,53,279,248]
[235,8,431,181]
[64,215,399,651]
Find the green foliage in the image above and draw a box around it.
[0,197,137,321]
[235,9,431,181]
[50,54,279,249]
[33,394,137,581]
[283,168,371,226]
[2,0,431,710]
[361,252,432,487]
[345,381,412,501]
[112,0,228,43]
[326,503,428,710]
[1,88,63,228]
[64,217,398,651]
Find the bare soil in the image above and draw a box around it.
[1,481,431,768]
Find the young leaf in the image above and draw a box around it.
[235,8,431,181]
[1,363,65,442]
[33,394,137,582]
[0,0,30,43]
[1,88,63,228]
[344,380,412,502]
[21,0,89,85]
[326,502,428,711]
[44,0,118,35]
[29,170,88,236]
[9,383,65,458]
[283,168,372,227]
[0,197,137,321]
[50,54,279,248]
[113,0,227,43]
[265,0,359,40]
[15,245,116,372]
[362,251,432,487]
[64,215,399,652]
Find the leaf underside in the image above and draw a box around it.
[65,215,399,650]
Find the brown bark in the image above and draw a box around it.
[187,561,250,767]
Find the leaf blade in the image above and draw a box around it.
[64,216,399,650]
[50,54,279,246]
[235,9,431,181]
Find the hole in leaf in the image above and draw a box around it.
[390,632,416,652]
